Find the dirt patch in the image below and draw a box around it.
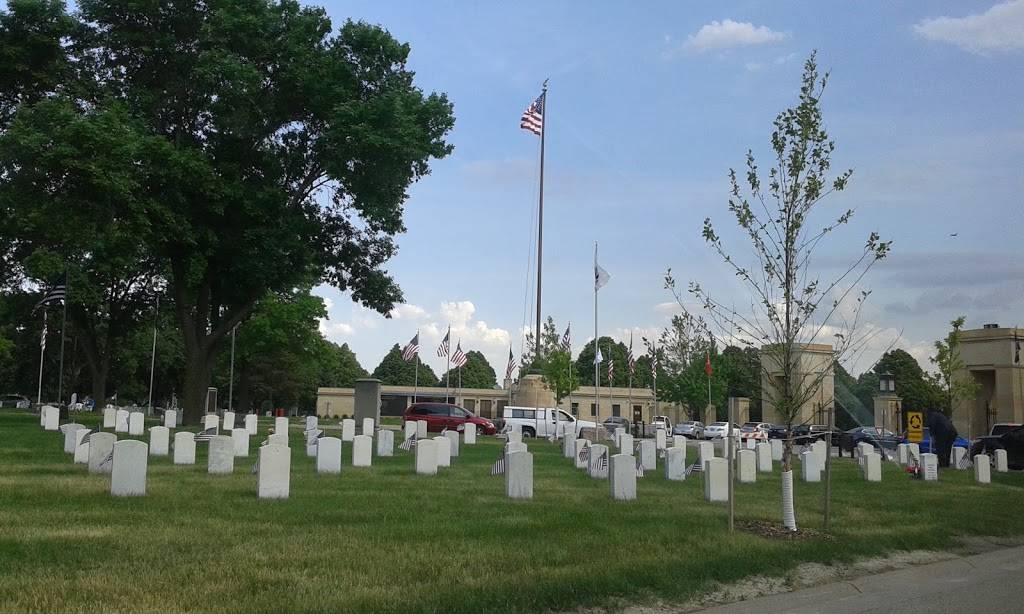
[735,519,832,541]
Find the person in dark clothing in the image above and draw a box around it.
[927,410,958,468]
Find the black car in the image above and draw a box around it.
[602,416,630,433]
[766,424,788,439]
[841,426,900,453]
[971,424,1024,470]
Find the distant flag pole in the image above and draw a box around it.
[147,296,160,416]
[705,350,713,408]
[37,309,47,407]
[505,347,517,406]
[627,331,635,425]
[594,242,610,437]
[56,272,69,409]
[521,80,547,367]
[563,323,573,436]
[606,344,614,425]
[451,341,468,404]
[402,332,421,403]
[438,325,451,403]
[651,342,659,419]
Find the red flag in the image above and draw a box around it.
[704,352,713,377]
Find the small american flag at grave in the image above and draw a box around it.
[399,433,417,451]
[194,427,217,442]
[490,449,506,476]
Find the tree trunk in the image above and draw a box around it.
[182,349,213,425]
[236,363,253,415]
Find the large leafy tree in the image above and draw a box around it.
[437,350,497,390]
[318,341,368,389]
[0,1,454,422]
[673,54,890,531]
[372,344,438,387]
[875,348,942,415]
[930,316,981,418]
[575,336,633,387]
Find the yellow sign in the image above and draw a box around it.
[907,411,924,443]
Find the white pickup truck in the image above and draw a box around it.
[501,406,596,438]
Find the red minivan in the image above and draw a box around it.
[403,402,497,435]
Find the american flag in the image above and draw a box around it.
[651,344,658,381]
[505,347,517,381]
[40,311,47,351]
[402,333,420,362]
[561,324,571,353]
[490,449,506,475]
[577,442,591,464]
[437,327,450,358]
[251,459,259,474]
[684,461,702,477]
[635,454,645,478]
[520,91,544,136]
[598,449,609,472]
[451,342,468,368]
[33,283,67,313]
[956,447,972,469]
[627,333,636,376]
[607,348,614,383]
[399,433,417,451]
[305,429,324,445]
[100,448,114,468]
[193,427,217,443]
[79,429,94,446]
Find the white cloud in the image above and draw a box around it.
[674,19,788,55]
[319,320,354,338]
[389,303,428,320]
[913,0,1024,55]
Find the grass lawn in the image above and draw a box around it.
[1,410,1023,613]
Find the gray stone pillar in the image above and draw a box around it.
[354,378,382,428]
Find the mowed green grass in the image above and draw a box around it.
[1,411,1023,613]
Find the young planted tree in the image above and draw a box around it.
[669,53,890,531]
[930,316,981,420]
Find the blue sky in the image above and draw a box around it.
[313,1,1024,378]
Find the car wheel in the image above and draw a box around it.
[522,427,535,438]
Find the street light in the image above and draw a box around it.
[878,372,896,393]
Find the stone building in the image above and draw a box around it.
[951,324,1024,439]
[316,373,685,424]
[760,343,835,425]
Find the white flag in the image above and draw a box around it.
[595,347,604,365]
[595,262,610,291]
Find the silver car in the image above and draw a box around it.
[673,420,704,439]
[705,421,740,439]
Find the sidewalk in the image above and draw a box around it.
[699,545,1024,613]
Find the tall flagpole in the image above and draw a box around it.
[414,330,420,403]
[594,242,600,439]
[627,332,633,423]
[535,79,548,367]
[228,323,237,412]
[57,273,68,408]
[147,296,160,415]
[37,310,47,406]
[445,325,451,403]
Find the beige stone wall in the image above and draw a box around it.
[952,327,1024,438]
[760,344,835,426]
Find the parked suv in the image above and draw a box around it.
[504,406,595,438]
[970,423,1024,470]
[0,394,30,409]
[673,421,704,439]
[651,415,672,431]
[403,403,497,435]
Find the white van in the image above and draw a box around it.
[501,406,596,438]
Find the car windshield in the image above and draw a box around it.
[992,424,1021,436]
[711,422,727,427]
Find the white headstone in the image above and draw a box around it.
[110,440,148,497]
[951,446,968,469]
[703,457,728,502]
[507,430,522,444]
[127,412,144,436]
[921,453,939,481]
[737,449,757,483]
[506,441,527,455]
[800,450,821,482]
[639,439,656,471]
[404,421,417,441]
[908,442,921,465]
[745,438,757,449]
[204,414,220,431]
[245,413,258,435]
[444,431,460,457]
[207,435,235,474]
[258,444,290,499]
[305,415,318,432]
[63,423,85,453]
[173,431,196,464]
[698,441,715,469]
[341,419,356,442]
[562,434,576,459]
[672,435,686,449]
[42,406,58,430]
[618,433,634,453]
[163,409,177,429]
[574,439,589,469]
[755,442,772,473]
[665,446,686,481]
[897,443,910,465]
[352,434,372,467]
[103,406,117,428]
[88,432,117,474]
[113,409,129,432]
[610,453,637,500]
[863,452,882,482]
[770,438,783,461]
[655,429,667,451]
[812,440,827,466]
[222,411,235,432]
[974,454,991,484]
[994,449,1008,472]
[463,423,477,445]
[588,444,610,479]
[268,432,288,447]
[73,429,91,463]
[415,438,438,475]
[377,429,394,457]
[274,416,288,435]
[362,417,374,435]
[505,450,533,499]
[316,437,342,474]
[433,436,451,468]
[232,428,250,457]
[149,426,170,456]
[415,420,428,439]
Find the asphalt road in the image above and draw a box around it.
[699,545,1024,613]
